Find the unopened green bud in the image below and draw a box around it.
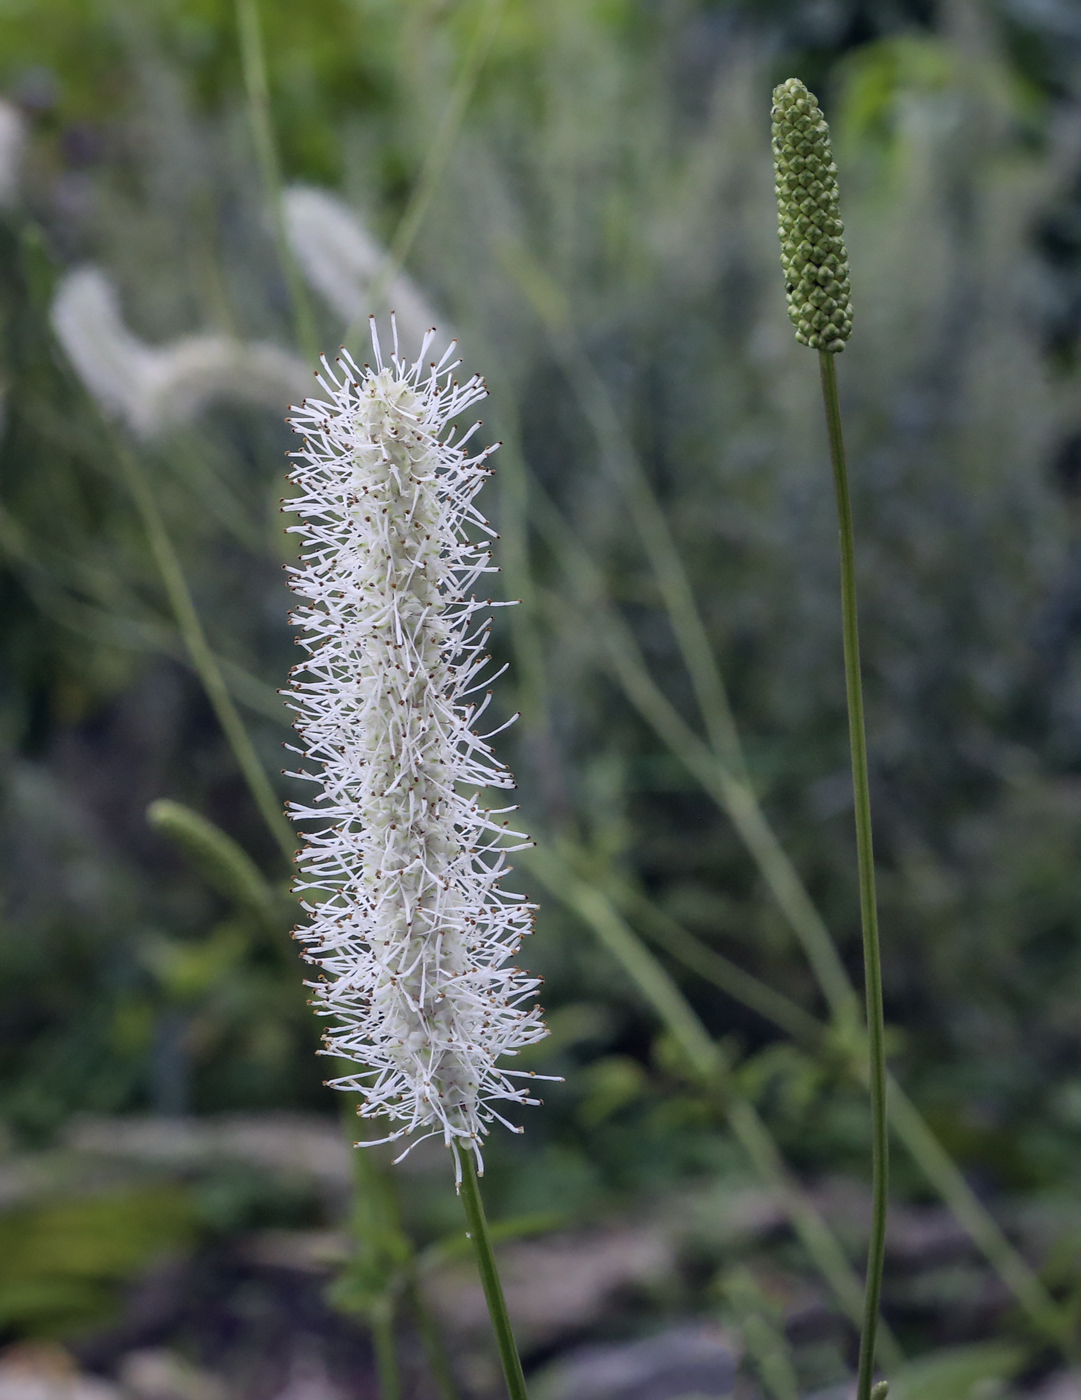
[771,78,853,353]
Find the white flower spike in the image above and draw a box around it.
[51,267,309,439]
[283,186,448,350]
[284,321,551,1181]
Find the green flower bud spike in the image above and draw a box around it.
[772,79,889,1400]
[772,77,853,352]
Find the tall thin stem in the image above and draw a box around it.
[457,1151,529,1400]
[818,349,888,1400]
[370,1298,401,1400]
[405,1275,464,1400]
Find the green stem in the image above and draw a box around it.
[405,1275,464,1400]
[112,433,295,864]
[371,1298,402,1400]
[457,1150,529,1400]
[818,349,889,1400]
[527,465,1073,1349]
[235,0,318,363]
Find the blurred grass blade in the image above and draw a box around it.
[882,1083,1072,1347]
[719,1265,800,1400]
[146,798,278,923]
[236,0,318,362]
[109,429,294,864]
[332,1075,462,1400]
[531,482,856,1020]
[529,463,1070,1351]
[497,234,748,778]
[612,870,1072,1349]
[885,1342,1026,1400]
[488,410,549,734]
[345,0,506,353]
[614,878,824,1045]
[0,505,289,729]
[404,1275,463,1400]
[521,841,902,1366]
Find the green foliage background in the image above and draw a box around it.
[2,0,1081,1370]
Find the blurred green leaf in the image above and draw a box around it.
[147,799,280,924]
[886,1342,1027,1400]
[0,1186,199,1336]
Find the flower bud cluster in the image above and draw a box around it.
[284,325,549,1174]
[771,78,853,353]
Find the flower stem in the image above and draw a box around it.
[818,349,889,1400]
[457,1151,529,1400]
[405,1275,464,1400]
[370,1298,402,1400]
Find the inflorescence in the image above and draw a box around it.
[771,77,853,353]
[283,323,550,1179]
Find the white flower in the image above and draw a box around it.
[283,321,549,1177]
[283,186,449,350]
[51,267,309,439]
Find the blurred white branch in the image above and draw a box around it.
[0,100,26,207]
[50,267,309,439]
[282,186,449,355]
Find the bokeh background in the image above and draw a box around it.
[3,0,1081,1397]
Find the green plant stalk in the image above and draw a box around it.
[112,434,295,864]
[458,1151,529,1400]
[818,349,888,1400]
[235,0,318,363]
[370,1298,402,1400]
[475,311,894,1362]
[405,1275,464,1400]
[527,384,1071,1360]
